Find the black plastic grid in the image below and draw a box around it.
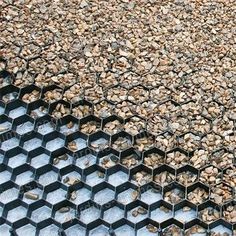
[0,69,236,236]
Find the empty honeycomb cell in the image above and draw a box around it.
[102,202,125,223]
[93,184,115,205]
[1,132,20,151]
[113,222,135,236]
[107,165,129,186]
[29,147,50,169]
[15,222,37,236]
[5,200,27,223]
[43,131,65,152]
[13,164,34,186]
[21,131,42,151]
[45,183,67,205]
[0,165,12,184]
[38,220,60,236]
[79,201,101,224]
[64,222,86,236]
[6,100,27,119]
[140,183,162,205]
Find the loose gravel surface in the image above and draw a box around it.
[0,0,236,235]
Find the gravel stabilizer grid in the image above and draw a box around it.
[0,0,236,235]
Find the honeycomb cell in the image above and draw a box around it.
[66,131,87,152]
[155,131,177,152]
[15,222,37,236]
[126,202,148,223]
[21,181,43,204]
[150,200,173,222]
[163,183,185,204]
[107,165,129,187]
[166,148,189,169]
[58,115,79,135]
[0,182,19,204]
[103,203,124,224]
[84,165,105,187]
[6,100,27,119]
[21,132,42,152]
[44,132,65,152]
[72,100,93,118]
[74,148,96,169]
[20,84,41,104]
[173,201,197,223]
[6,200,27,222]
[79,201,101,224]
[13,164,34,186]
[36,115,56,135]
[198,202,221,224]
[45,183,67,205]
[140,183,162,205]
[178,132,201,152]
[120,148,142,169]
[123,115,145,136]
[143,148,165,169]
[68,184,92,205]
[54,202,76,223]
[13,115,34,135]
[128,85,149,104]
[133,132,155,152]
[89,131,110,151]
[30,200,52,223]
[0,84,19,103]
[93,184,115,205]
